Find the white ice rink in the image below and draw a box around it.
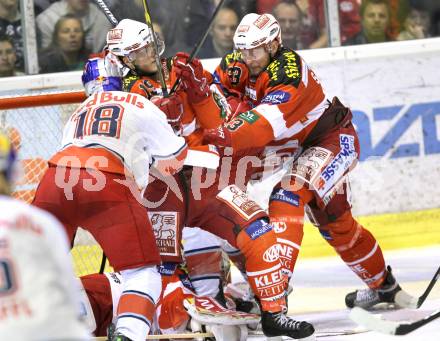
[234,246,440,341]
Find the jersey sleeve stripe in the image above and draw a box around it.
[253,103,287,139]
[152,141,188,160]
[275,97,330,141]
[302,60,309,87]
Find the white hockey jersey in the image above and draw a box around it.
[50,91,187,191]
[0,195,91,340]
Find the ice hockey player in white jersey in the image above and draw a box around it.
[32,56,188,341]
[0,132,91,340]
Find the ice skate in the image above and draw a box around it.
[261,311,315,340]
[345,266,404,309]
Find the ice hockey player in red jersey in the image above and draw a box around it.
[204,12,408,313]
[104,19,316,340]
[32,56,188,341]
[106,18,227,143]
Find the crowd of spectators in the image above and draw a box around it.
[0,0,439,77]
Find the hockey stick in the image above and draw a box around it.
[98,252,107,274]
[92,0,119,26]
[142,0,168,96]
[169,0,227,95]
[94,331,214,340]
[350,306,440,335]
[395,264,440,309]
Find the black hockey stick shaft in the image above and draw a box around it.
[396,309,440,335]
[92,0,119,26]
[142,0,168,97]
[99,253,107,274]
[416,264,440,308]
[169,0,227,95]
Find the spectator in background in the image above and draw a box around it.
[37,0,112,53]
[199,6,238,58]
[344,0,392,45]
[388,0,410,40]
[183,0,253,53]
[110,0,146,23]
[110,0,190,57]
[0,0,23,71]
[407,0,440,37]
[307,0,361,48]
[272,0,307,50]
[34,0,58,16]
[0,34,22,76]
[397,5,431,40]
[256,0,279,13]
[39,15,89,73]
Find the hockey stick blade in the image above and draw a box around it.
[350,307,440,335]
[395,265,440,309]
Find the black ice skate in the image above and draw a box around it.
[261,311,315,340]
[345,266,403,309]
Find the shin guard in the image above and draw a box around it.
[236,219,287,312]
[321,211,386,289]
[183,227,223,297]
[116,266,162,341]
[269,187,312,279]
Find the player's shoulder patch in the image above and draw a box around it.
[266,47,302,88]
[122,74,140,92]
[220,51,244,71]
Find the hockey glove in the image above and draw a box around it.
[203,125,233,147]
[174,52,210,103]
[151,94,184,134]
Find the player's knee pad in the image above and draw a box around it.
[117,266,162,337]
[320,211,386,288]
[269,185,312,278]
[236,219,286,312]
[183,227,223,297]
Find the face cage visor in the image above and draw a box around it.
[237,45,268,62]
[126,36,165,63]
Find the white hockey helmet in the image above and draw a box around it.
[233,13,281,50]
[106,19,164,58]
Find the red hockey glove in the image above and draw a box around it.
[203,126,233,147]
[174,52,210,103]
[151,94,184,134]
